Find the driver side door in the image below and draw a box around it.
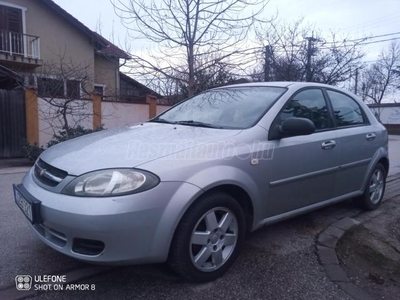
[265,88,340,217]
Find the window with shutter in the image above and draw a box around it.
[0,5,22,33]
[0,5,23,54]
[38,78,65,98]
[67,80,81,99]
[7,7,22,33]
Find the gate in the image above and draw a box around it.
[0,89,26,158]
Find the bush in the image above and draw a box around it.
[22,125,105,161]
[46,125,104,147]
[21,140,45,161]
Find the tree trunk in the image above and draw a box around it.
[62,105,70,136]
[188,43,195,97]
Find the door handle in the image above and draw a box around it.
[321,140,336,150]
[366,133,376,141]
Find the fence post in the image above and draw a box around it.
[146,95,157,119]
[25,88,39,145]
[91,93,102,129]
[9,31,12,55]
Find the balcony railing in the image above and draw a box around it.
[0,30,40,59]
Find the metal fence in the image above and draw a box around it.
[0,89,26,158]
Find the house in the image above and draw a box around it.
[0,0,166,157]
[119,72,162,102]
[0,0,143,97]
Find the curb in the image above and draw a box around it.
[317,174,400,300]
[316,217,374,300]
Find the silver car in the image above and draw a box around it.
[14,82,388,282]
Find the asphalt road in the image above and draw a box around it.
[0,136,399,300]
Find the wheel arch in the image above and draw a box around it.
[164,182,257,263]
[361,147,389,193]
[378,156,389,177]
[200,184,254,232]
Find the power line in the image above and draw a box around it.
[323,31,400,45]
[338,13,400,33]
[358,36,400,46]
[260,31,400,52]
[319,37,400,50]
[254,32,400,59]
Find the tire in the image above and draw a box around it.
[355,163,386,211]
[168,191,246,282]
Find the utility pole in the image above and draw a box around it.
[305,37,317,82]
[354,67,359,95]
[264,45,271,82]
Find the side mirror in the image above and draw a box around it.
[280,117,315,137]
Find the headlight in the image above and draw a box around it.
[61,169,159,197]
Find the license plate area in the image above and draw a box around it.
[13,184,42,224]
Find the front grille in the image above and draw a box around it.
[34,159,68,187]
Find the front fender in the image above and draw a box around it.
[151,166,264,262]
[184,165,263,227]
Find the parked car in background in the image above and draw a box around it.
[14,82,389,282]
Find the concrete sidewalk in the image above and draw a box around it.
[319,174,400,300]
[0,158,32,169]
[0,159,32,175]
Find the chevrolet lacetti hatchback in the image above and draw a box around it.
[14,82,389,282]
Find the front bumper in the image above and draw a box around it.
[20,168,202,264]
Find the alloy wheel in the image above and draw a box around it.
[369,169,384,204]
[190,207,238,272]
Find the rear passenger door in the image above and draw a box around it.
[325,89,376,196]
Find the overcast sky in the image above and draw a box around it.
[54,0,400,62]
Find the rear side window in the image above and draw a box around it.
[327,90,365,127]
[279,89,331,130]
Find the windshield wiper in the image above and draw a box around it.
[149,117,174,124]
[174,120,223,128]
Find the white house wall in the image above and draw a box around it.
[369,106,400,124]
[156,105,170,115]
[102,102,150,129]
[38,98,93,146]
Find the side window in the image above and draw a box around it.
[279,89,331,130]
[327,90,365,127]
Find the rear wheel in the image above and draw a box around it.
[355,163,386,211]
[168,191,246,282]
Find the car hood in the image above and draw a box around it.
[40,122,241,176]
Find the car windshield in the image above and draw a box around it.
[151,86,287,129]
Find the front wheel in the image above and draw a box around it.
[355,163,386,211]
[168,191,246,282]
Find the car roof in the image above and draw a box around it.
[219,81,339,89]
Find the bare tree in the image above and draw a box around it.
[19,51,100,137]
[253,18,366,85]
[37,62,92,135]
[112,0,269,97]
[360,42,400,120]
